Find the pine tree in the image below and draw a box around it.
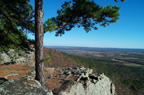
[0,0,34,51]
[36,0,125,86]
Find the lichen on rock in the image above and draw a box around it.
[0,77,53,95]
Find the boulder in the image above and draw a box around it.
[85,74,116,95]
[53,74,115,95]
[53,67,116,95]
[0,77,53,95]
[53,80,85,95]
[0,52,11,65]
[44,67,116,95]
[0,49,35,67]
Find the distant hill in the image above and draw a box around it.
[43,47,78,67]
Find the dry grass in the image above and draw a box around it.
[45,67,77,90]
[45,67,63,89]
[46,75,77,90]
[46,77,64,90]
[0,64,77,90]
[22,80,38,87]
[0,63,34,80]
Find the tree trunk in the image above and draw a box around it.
[35,0,46,87]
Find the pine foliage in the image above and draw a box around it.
[44,0,123,36]
[0,0,34,51]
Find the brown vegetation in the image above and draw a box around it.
[45,67,76,90]
[44,48,78,67]
[0,63,34,80]
[0,63,77,90]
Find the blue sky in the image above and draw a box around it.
[29,0,144,49]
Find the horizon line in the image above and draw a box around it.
[44,45,144,50]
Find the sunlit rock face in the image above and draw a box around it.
[53,67,116,95]
[0,48,35,67]
[0,77,53,95]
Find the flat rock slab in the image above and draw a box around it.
[0,77,53,95]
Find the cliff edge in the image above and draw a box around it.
[0,66,116,95]
[0,48,116,95]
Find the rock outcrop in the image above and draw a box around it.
[0,64,116,95]
[0,66,116,95]
[53,67,116,95]
[0,49,35,67]
[0,77,53,95]
[0,48,116,95]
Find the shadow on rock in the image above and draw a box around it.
[0,78,8,85]
[4,62,16,65]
